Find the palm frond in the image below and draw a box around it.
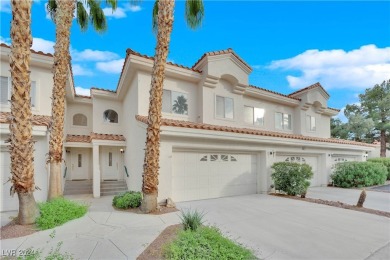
[185,0,204,29]
[152,0,158,35]
[88,0,107,32]
[76,1,89,31]
[46,0,57,22]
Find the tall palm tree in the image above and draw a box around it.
[46,0,117,200]
[9,0,39,224]
[141,0,204,213]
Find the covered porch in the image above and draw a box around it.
[65,133,127,197]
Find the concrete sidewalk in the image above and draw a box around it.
[178,194,390,260]
[0,195,181,259]
[307,186,390,212]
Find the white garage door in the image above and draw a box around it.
[276,155,319,187]
[1,148,18,212]
[331,156,356,171]
[172,152,257,202]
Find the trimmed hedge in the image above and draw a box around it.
[112,191,142,209]
[271,162,313,196]
[367,158,390,180]
[331,161,387,188]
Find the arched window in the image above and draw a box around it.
[103,109,118,123]
[73,113,87,126]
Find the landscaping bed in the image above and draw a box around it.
[271,193,390,218]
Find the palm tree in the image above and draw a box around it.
[9,0,39,224]
[172,95,188,115]
[46,0,117,200]
[141,0,204,213]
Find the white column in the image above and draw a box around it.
[93,144,100,198]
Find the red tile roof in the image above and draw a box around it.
[289,82,330,97]
[192,48,252,71]
[66,133,126,143]
[328,107,341,112]
[91,87,116,93]
[249,85,301,101]
[135,115,375,148]
[0,43,53,57]
[0,112,51,127]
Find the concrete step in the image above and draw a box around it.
[101,190,128,196]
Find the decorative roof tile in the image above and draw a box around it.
[289,82,330,97]
[248,85,301,101]
[0,112,51,127]
[135,115,374,148]
[0,43,53,57]
[192,48,251,71]
[65,133,126,143]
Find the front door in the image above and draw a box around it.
[71,148,89,180]
[101,147,119,180]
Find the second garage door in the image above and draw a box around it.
[172,152,257,202]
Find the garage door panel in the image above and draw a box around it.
[172,152,257,202]
[1,150,18,212]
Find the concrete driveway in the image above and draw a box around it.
[178,194,390,260]
[307,186,390,212]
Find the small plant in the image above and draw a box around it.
[356,189,367,207]
[367,158,390,180]
[331,162,387,188]
[163,226,255,259]
[36,198,88,230]
[271,162,313,196]
[180,209,205,231]
[112,191,142,209]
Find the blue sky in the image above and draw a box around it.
[1,0,390,121]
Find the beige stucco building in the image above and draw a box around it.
[0,44,376,211]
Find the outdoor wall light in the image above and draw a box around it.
[120,148,125,154]
[66,150,70,153]
[269,151,273,155]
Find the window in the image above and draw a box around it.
[162,90,188,115]
[306,115,316,131]
[73,113,87,126]
[275,112,292,130]
[1,76,8,104]
[103,109,118,123]
[78,154,82,167]
[244,106,265,126]
[216,96,234,119]
[0,76,36,107]
[210,155,218,161]
[108,152,113,166]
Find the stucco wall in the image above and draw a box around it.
[92,96,123,135]
[65,102,93,135]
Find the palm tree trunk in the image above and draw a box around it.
[48,0,75,200]
[141,0,175,213]
[380,130,386,157]
[9,0,39,224]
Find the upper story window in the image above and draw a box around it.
[216,96,234,119]
[244,106,265,126]
[103,109,118,123]
[275,112,292,130]
[1,76,36,107]
[306,115,316,131]
[73,113,88,126]
[162,89,188,115]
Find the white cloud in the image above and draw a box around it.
[269,44,390,90]
[75,86,91,96]
[72,64,93,76]
[0,36,11,45]
[1,1,10,13]
[96,59,124,74]
[251,65,262,70]
[72,49,119,61]
[103,4,142,19]
[125,4,142,12]
[32,37,55,54]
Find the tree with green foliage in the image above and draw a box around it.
[359,80,390,157]
[330,118,349,139]
[344,104,375,142]
[46,0,118,200]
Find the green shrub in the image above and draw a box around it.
[164,226,256,260]
[180,210,204,231]
[331,161,387,188]
[271,162,313,196]
[36,198,87,230]
[367,158,390,180]
[112,191,141,209]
